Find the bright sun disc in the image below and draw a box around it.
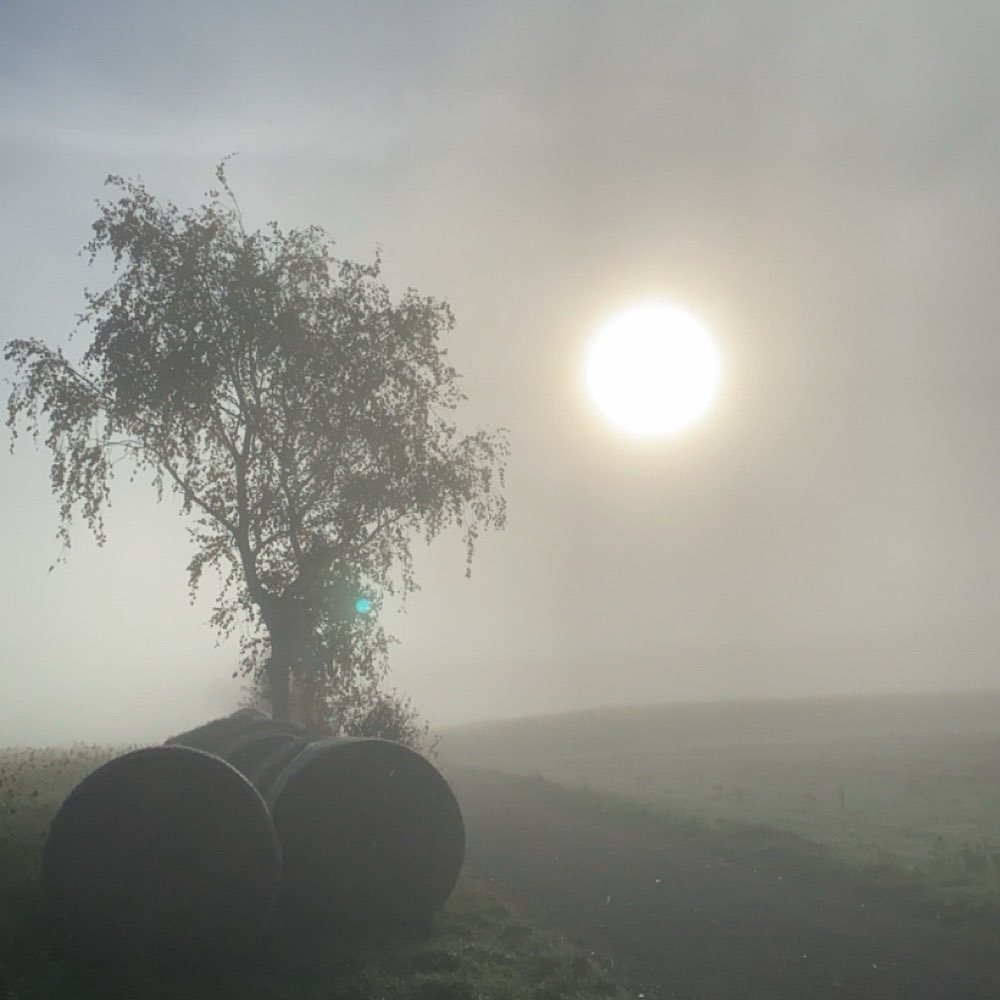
[586,303,722,435]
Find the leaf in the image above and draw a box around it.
[5,163,508,729]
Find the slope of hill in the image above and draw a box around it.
[440,690,1000,868]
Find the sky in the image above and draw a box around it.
[2,1,1000,743]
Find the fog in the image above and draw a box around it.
[3,1,999,745]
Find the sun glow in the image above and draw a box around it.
[586,302,722,436]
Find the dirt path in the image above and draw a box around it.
[447,769,1000,1000]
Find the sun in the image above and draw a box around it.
[585,302,722,436]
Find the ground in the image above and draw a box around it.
[449,767,1000,1000]
[0,746,627,1000]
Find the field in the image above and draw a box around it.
[9,693,1000,998]
[440,691,1000,998]
[441,690,1000,882]
[0,744,627,1000]
[450,765,1000,999]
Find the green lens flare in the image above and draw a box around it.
[354,596,372,615]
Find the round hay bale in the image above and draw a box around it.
[220,728,306,784]
[246,736,311,793]
[265,738,464,927]
[166,709,305,756]
[42,745,282,962]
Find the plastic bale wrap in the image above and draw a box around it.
[219,728,309,785]
[246,736,311,793]
[266,738,465,928]
[166,709,306,757]
[41,745,282,963]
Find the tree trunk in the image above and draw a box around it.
[266,635,293,723]
[260,594,298,723]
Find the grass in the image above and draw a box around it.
[440,692,1000,933]
[0,745,629,1000]
[449,764,1000,939]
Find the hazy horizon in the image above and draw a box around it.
[3,2,999,745]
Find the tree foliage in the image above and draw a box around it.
[5,163,508,723]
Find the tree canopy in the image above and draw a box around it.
[5,164,508,724]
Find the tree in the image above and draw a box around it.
[5,164,508,723]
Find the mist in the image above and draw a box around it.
[3,1,999,745]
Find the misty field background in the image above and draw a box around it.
[441,691,1000,905]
